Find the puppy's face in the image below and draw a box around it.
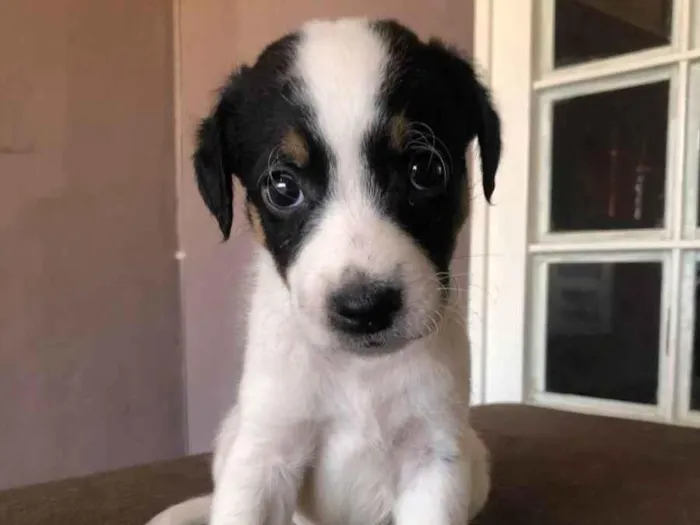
[194,19,500,355]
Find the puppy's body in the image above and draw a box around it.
[214,253,487,525]
[150,253,488,525]
[148,17,500,525]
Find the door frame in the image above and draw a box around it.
[469,0,534,404]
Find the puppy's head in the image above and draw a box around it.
[194,18,501,355]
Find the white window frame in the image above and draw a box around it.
[469,0,534,405]
[468,0,700,426]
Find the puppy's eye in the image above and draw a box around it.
[408,152,447,196]
[262,170,305,214]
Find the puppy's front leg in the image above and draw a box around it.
[394,456,469,525]
[210,421,313,525]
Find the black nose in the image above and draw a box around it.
[329,279,403,335]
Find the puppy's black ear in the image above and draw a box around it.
[193,68,248,240]
[428,41,502,203]
[470,80,501,203]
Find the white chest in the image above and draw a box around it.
[298,360,453,525]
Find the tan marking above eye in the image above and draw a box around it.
[246,201,266,245]
[389,114,409,151]
[280,129,309,166]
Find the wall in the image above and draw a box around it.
[0,1,184,489]
[178,0,475,453]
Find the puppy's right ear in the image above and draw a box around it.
[193,68,248,241]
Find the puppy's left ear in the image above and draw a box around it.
[193,68,249,240]
[428,41,502,203]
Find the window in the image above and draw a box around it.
[470,0,700,427]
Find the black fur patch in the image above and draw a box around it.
[193,33,334,276]
[366,20,501,275]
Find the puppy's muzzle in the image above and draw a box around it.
[328,274,403,336]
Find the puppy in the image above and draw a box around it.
[148,17,500,525]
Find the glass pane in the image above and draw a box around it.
[554,0,673,68]
[546,261,662,404]
[550,81,669,232]
[692,263,700,411]
[693,64,700,227]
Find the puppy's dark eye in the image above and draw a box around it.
[262,170,305,214]
[408,152,447,196]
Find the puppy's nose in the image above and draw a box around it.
[329,279,403,335]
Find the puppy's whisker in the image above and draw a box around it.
[406,121,454,172]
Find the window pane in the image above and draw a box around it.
[554,0,672,68]
[692,63,700,227]
[692,263,700,411]
[550,81,669,232]
[546,261,661,404]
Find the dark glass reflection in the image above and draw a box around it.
[546,262,661,404]
[691,264,700,411]
[554,0,672,68]
[550,81,669,232]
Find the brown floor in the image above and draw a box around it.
[1,404,699,525]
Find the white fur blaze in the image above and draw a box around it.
[296,18,387,201]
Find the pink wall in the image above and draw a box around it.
[0,1,184,489]
[178,0,475,453]
[0,0,476,488]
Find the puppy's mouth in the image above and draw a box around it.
[342,335,408,357]
[338,318,441,357]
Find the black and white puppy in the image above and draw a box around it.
[148,17,500,525]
